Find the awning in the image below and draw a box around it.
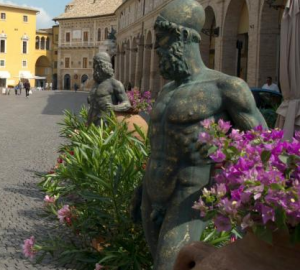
[19,71,32,79]
[0,71,10,79]
[15,72,46,80]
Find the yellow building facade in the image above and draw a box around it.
[0,3,55,91]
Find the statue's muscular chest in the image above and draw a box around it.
[91,82,113,100]
[151,83,222,125]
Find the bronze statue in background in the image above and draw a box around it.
[141,0,267,269]
[87,52,131,126]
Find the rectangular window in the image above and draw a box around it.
[0,40,6,53]
[1,13,6,20]
[22,41,28,54]
[55,34,58,42]
[55,50,58,55]
[66,32,70,42]
[23,15,28,22]
[22,60,27,67]
[83,57,88,68]
[54,61,58,68]
[65,57,70,68]
[83,31,88,42]
[0,60,5,67]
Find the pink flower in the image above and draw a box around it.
[210,150,226,163]
[95,263,104,270]
[214,215,231,232]
[57,205,72,224]
[44,195,56,204]
[200,119,214,129]
[198,132,211,143]
[217,119,232,133]
[22,236,36,259]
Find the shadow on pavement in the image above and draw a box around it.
[42,91,88,116]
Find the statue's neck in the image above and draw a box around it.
[174,43,206,85]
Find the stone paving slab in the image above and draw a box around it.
[0,91,88,270]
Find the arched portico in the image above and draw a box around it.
[258,0,287,87]
[201,6,216,69]
[221,0,249,81]
[35,56,51,87]
[142,31,152,91]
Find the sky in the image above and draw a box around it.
[0,0,71,29]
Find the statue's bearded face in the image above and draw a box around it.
[93,59,114,83]
[155,30,190,80]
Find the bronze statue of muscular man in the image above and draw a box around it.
[87,52,131,126]
[141,0,267,269]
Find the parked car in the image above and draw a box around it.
[250,88,283,128]
[250,88,282,109]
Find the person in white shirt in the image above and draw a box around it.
[262,77,280,92]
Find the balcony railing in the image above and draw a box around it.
[59,41,106,49]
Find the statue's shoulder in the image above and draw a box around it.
[159,81,176,95]
[110,78,123,87]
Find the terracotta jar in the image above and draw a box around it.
[174,230,300,270]
[115,111,148,141]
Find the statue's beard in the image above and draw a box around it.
[157,41,190,80]
[93,71,104,83]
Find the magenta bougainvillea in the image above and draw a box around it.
[194,119,300,242]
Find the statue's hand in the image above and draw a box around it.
[105,103,114,111]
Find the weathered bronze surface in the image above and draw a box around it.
[141,0,267,269]
[87,52,131,125]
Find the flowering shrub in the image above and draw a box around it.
[126,88,153,113]
[194,119,300,243]
[23,108,152,269]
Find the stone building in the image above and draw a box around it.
[54,0,122,90]
[115,0,287,97]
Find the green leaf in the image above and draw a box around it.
[253,225,273,244]
[261,150,271,164]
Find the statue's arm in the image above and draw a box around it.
[111,80,131,112]
[223,78,268,130]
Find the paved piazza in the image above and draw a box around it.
[0,91,88,269]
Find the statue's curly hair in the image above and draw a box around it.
[154,15,201,44]
[93,56,114,78]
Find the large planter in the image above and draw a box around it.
[115,111,148,141]
[174,231,300,270]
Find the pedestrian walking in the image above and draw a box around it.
[19,81,23,95]
[14,84,19,95]
[74,83,78,93]
[24,80,30,98]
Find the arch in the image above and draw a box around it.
[41,37,45,50]
[151,31,161,98]
[135,34,144,88]
[35,56,51,87]
[201,6,216,69]
[35,36,40,50]
[142,30,152,91]
[257,0,286,87]
[46,37,50,50]
[120,42,126,83]
[64,74,71,90]
[125,39,130,85]
[130,37,137,87]
[97,28,101,41]
[52,73,57,90]
[104,28,109,39]
[81,74,88,84]
[222,0,249,80]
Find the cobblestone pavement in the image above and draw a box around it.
[0,91,88,270]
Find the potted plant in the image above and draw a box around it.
[175,119,300,270]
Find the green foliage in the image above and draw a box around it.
[259,108,278,128]
[37,107,152,269]
[200,221,242,248]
